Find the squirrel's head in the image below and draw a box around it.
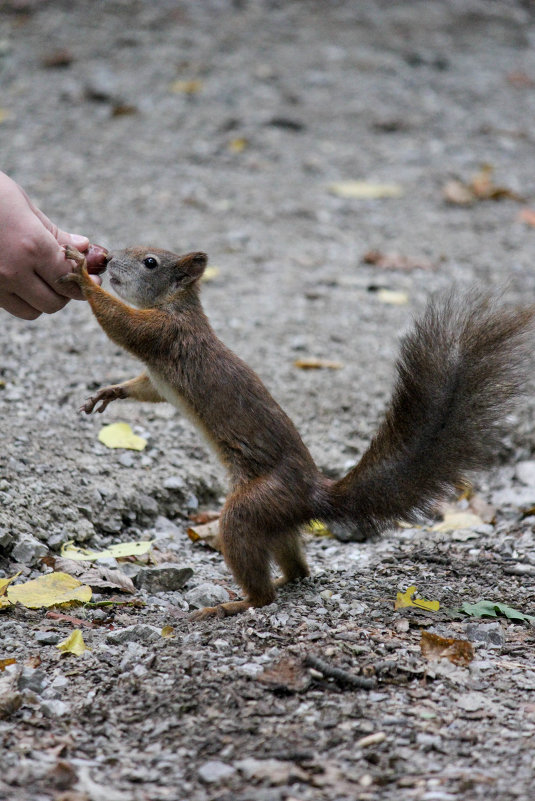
[105,248,207,308]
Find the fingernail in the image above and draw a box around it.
[69,234,89,247]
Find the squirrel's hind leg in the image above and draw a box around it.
[272,529,310,588]
[190,481,279,620]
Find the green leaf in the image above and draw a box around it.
[460,600,535,623]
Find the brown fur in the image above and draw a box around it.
[61,247,534,619]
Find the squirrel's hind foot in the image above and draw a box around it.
[190,599,255,621]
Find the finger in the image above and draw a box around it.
[0,292,42,320]
[21,272,71,314]
[56,230,90,252]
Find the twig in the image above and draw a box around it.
[303,655,376,690]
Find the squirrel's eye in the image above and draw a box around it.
[143,256,158,269]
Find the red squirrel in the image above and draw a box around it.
[60,246,534,619]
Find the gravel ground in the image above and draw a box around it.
[2,1,535,800]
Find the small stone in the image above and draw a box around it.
[139,494,158,515]
[35,631,61,645]
[12,534,48,564]
[237,662,264,678]
[134,565,193,593]
[457,691,485,712]
[71,518,96,543]
[18,667,48,694]
[106,624,161,645]
[198,760,236,784]
[185,583,230,608]
[465,621,504,647]
[118,453,134,468]
[163,476,186,491]
[41,699,70,717]
[0,528,14,550]
[516,460,535,487]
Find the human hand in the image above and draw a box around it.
[0,171,101,319]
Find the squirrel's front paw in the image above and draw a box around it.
[81,385,126,414]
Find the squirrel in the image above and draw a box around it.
[60,246,534,619]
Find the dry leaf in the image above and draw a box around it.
[420,630,474,666]
[258,657,311,693]
[98,422,146,451]
[0,659,16,671]
[189,511,220,525]
[507,71,535,89]
[293,358,344,370]
[161,626,175,638]
[228,137,248,153]
[187,520,222,551]
[53,558,135,594]
[5,573,92,609]
[362,250,434,271]
[169,79,203,94]
[61,539,153,561]
[305,520,334,537]
[56,629,88,656]
[444,166,523,205]
[201,266,220,282]
[395,585,440,612]
[376,288,409,306]
[328,181,403,199]
[518,208,535,227]
[432,511,484,533]
[46,611,96,628]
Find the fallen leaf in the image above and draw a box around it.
[443,166,523,205]
[5,573,92,609]
[305,520,334,537]
[258,656,311,693]
[46,611,96,628]
[293,358,344,370]
[228,137,248,153]
[56,629,88,656]
[460,600,535,623]
[0,659,16,671]
[518,208,535,227]
[0,573,21,596]
[189,511,220,525]
[432,511,484,532]
[98,422,146,451]
[61,540,153,562]
[161,625,175,638]
[169,79,203,94]
[53,558,135,594]
[507,70,535,88]
[376,288,409,306]
[187,520,222,551]
[201,266,220,282]
[420,630,474,666]
[362,250,434,271]
[328,180,403,199]
[395,585,440,612]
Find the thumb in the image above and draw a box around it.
[56,230,90,251]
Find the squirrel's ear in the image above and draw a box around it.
[176,252,208,284]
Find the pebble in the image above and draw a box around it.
[41,699,70,717]
[34,631,61,645]
[198,760,236,784]
[134,565,193,593]
[106,624,161,645]
[465,621,505,647]
[515,460,535,487]
[11,534,48,564]
[163,476,186,491]
[18,667,48,695]
[185,583,230,608]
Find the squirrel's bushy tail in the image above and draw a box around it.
[324,291,534,540]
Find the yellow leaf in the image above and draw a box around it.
[228,137,248,153]
[56,629,87,656]
[98,422,147,451]
[0,572,21,596]
[0,658,16,671]
[61,539,153,562]
[187,520,222,551]
[7,573,92,609]
[328,181,404,199]
[161,625,175,638]
[395,585,440,612]
[306,520,334,537]
[432,511,484,533]
[201,266,220,282]
[169,79,203,94]
[294,358,344,370]
[376,289,409,306]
